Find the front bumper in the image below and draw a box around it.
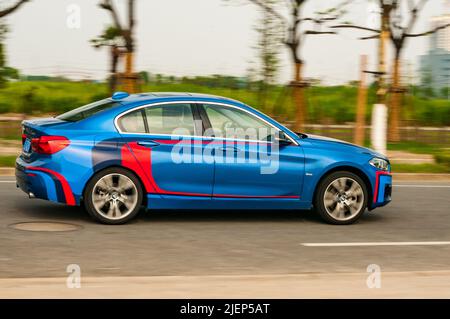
[371,171,392,208]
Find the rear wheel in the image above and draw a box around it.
[84,168,143,224]
[314,171,368,225]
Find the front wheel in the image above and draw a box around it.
[84,168,143,224]
[314,171,368,225]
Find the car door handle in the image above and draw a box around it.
[219,146,240,153]
[137,141,160,148]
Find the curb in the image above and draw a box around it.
[0,168,14,176]
[392,173,450,181]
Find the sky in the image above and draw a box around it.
[3,0,448,85]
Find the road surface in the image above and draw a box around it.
[0,177,449,298]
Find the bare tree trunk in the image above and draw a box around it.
[124,51,136,93]
[293,62,306,132]
[389,57,402,142]
[108,46,120,94]
[376,11,389,105]
[258,81,267,112]
[354,55,368,146]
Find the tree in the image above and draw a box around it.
[0,1,30,87]
[254,0,282,112]
[246,0,348,131]
[99,0,137,93]
[91,26,124,94]
[333,0,450,141]
[0,0,30,18]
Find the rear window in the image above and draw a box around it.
[56,99,120,122]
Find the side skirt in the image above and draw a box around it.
[146,194,310,210]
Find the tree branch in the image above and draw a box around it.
[99,0,123,31]
[304,30,336,35]
[247,0,286,24]
[128,0,135,31]
[0,0,30,18]
[405,23,450,38]
[301,0,350,25]
[404,0,428,35]
[360,34,380,40]
[331,24,380,33]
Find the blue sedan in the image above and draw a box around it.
[15,92,392,225]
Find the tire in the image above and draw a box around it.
[314,171,368,225]
[84,167,143,224]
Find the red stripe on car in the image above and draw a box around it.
[373,171,391,203]
[27,166,76,206]
[126,141,299,199]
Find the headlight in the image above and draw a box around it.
[369,158,389,171]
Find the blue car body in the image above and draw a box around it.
[15,93,392,213]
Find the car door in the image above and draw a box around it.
[116,102,215,197]
[198,103,304,199]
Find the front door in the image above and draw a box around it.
[199,103,304,199]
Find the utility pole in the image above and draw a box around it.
[354,55,368,146]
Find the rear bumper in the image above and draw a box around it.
[15,161,31,195]
[15,157,76,206]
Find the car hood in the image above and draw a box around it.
[304,134,388,160]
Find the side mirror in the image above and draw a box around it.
[274,131,292,146]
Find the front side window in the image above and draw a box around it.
[202,104,275,141]
[117,103,196,136]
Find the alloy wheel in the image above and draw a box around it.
[323,177,365,221]
[92,173,139,220]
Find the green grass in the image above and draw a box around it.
[0,80,449,126]
[387,141,444,155]
[391,163,450,174]
[0,155,16,167]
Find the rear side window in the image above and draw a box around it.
[56,99,119,122]
[117,103,196,136]
[144,104,195,136]
[117,109,146,133]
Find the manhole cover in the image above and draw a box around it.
[9,222,81,232]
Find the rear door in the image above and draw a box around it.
[116,103,215,197]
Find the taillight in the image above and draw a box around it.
[31,136,70,154]
[21,134,27,145]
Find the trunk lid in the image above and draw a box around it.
[21,118,71,160]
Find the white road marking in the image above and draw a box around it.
[302,241,450,247]
[394,184,450,188]
[0,181,15,183]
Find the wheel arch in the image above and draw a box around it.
[313,165,373,205]
[81,165,148,206]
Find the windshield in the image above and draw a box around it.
[56,99,120,122]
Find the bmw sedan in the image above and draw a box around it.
[16,92,392,225]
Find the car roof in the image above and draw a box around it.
[76,92,300,142]
[116,92,241,105]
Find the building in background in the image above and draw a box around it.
[420,14,450,97]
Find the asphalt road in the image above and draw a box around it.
[0,177,450,297]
